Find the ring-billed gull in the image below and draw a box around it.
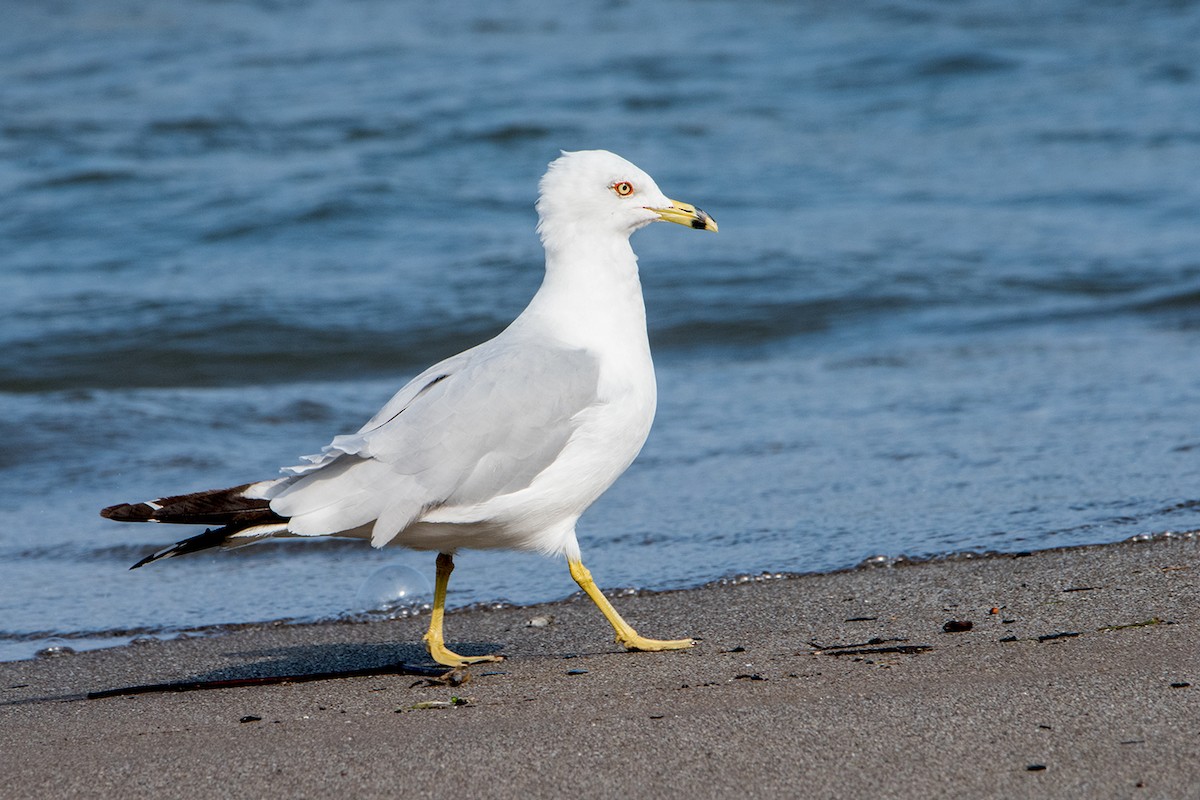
[102,149,717,667]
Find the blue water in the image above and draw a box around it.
[3,0,1200,661]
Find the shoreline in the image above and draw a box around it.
[3,535,1198,798]
[8,532,1195,665]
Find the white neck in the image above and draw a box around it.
[519,230,650,356]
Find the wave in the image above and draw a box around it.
[0,316,503,393]
[0,282,927,392]
[5,276,1199,393]
[650,293,916,350]
[11,538,375,565]
[27,169,140,189]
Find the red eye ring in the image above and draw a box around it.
[613,181,634,197]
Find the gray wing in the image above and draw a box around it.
[270,337,601,546]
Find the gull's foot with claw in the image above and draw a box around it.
[424,635,505,668]
[617,634,696,653]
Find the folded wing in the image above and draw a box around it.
[271,337,601,547]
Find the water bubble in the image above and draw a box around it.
[36,643,76,659]
[356,564,431,614]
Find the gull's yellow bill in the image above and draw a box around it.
[651,199,718,232]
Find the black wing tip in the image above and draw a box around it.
[128,526,237,569]
[129,553,158,570]
[102,484,281,526]
[130,543,182,570]
[102,502,156,522]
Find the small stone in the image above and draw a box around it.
[942,620,973,633]
[239,715,262,723]
[1026,764,1047,772]
[526,615,554,628]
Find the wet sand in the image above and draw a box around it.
[2,536,1198,799]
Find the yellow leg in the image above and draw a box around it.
[568,559,694,652]
[423,553,503,667]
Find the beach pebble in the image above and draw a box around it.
[526,615,554,628]
[942,620,973,633]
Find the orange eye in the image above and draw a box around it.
[613,181,634,197]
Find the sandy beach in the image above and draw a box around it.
[2,536,1197,799]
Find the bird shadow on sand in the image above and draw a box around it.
[94,639,509,698]
[2,640,505,706]
[210,641,441,679]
